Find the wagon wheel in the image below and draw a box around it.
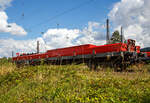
[87,59,98,70]
[16,63,21,68]
[120,63,127,72]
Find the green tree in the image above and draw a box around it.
[110,30,121,44]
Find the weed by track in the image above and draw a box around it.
[0,60,150,103]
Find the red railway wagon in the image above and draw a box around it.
[28,53,47,65]
[44,44,96,65]
[13,39,140,71]
[44,43,128,65]
[140,52,150,63]
[136,46,141,53]
[46,44,96,57]
[146,52,150,57]
[13,53,47,66]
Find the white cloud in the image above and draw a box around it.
[76,22,106,45]
[43,28,80,48]
[43,22,106,48]
[0,11,27,36]
[0,0,27,36]
[0,38,50,57]
[109,0,150,47]
[0,0,12,11]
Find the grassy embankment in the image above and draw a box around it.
[0,59,150,103]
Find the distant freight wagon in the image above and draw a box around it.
[140,47,150,63]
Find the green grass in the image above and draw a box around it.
[0,60,150,103]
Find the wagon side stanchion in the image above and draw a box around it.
[86,50,98,71]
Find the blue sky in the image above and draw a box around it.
[0,0,150,57]
[3,0,119,40]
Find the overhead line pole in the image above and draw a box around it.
[12,51,14,58]
[106,19,110,44]
[37,41,40,54]
[121,26,123,43]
